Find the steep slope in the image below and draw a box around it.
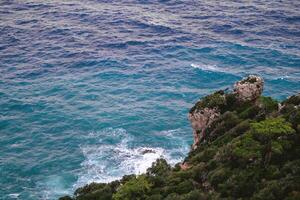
[60,76,300,200]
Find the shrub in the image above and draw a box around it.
[206,111,241,141]
[259,96,278,114]
[145,194,163,200]
[253,180,284,200]
[222,168,259,198]
[225,93,238,111]
[264,165,281,179]
[164,193,181,200]
[112,175,151,200]
[239,104,262,119]
[231,133,262,165]
[120,174,136,184]
[147,158,171,176]
[181,190,207,200]
[190,147,217,164]
[177,180,195,194]
[74,182,108,197]
[190,91,226,113]
[228,120,250,137]
[282,94,300,106]
[250,117,295,166]
[288,110,300,129]
[251,117,295,142]
[208,167,230,187]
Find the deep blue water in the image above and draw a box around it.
[0,0,300,199]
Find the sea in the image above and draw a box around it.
[0,0,299,199]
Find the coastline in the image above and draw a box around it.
[60,76,300,200]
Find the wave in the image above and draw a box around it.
[190,63,300,82]
[190,63,226,73]
[73,128,188,190]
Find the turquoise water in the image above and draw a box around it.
[1,1,300,199]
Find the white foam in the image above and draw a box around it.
[40,175,72,200]
[190,63,223,72]
[8,193,20,199]
[73,128,189,190]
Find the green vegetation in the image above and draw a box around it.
[189,91,226,113]
[60,93,300,200]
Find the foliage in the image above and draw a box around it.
[112,175,151,200]
[250,117,295,141]
[189,91,226,113]
[282,94,300,105]
[259,96,278,114]
[147,158,171,177]
[231,132,262,165]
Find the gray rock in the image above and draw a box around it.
[233,75,264,102]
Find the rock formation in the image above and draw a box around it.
[188,108,220,149]
[233,75,264,102]
[189,75,264,149]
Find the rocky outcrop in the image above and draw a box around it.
[189,75,264,149]
[188,108,220,149]
[233,75,263,102]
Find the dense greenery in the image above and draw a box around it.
[189,90,226,113]
[60,93,300,200]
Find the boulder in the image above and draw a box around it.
[233,75,264,102]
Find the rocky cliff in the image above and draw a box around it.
[188,75,264,150]
[60,76,300,200]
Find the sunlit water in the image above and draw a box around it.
[0,1,299,199]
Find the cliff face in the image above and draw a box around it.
[60,76,300,200]
[188,75,264,149]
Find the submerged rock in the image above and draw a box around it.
[141,149,156,154]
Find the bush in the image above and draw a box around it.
[253,180,284,200]
[175,180,194,194]
[190,147,217,164]
[208,167,230,187]
[283,94,300,106]
[251,117,295,142]
[112,175,151,200]
[228,120,250,136]
[259,96,279,114]
[145,194,163,200]
[74,182,108,197]
[164,193,181,200]
[147,159,171,176]
[206,111,241,141]
[181,190,207,200]
[225,93,238,111]
[231,133,262,166]
[190,91,226,113]
[239,104,262,119]
[222,168,259,198]
[120,174,136,184]
[250,117,295,166]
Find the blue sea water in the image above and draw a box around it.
[0,0,300,199]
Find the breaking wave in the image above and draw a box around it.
[73,128,189,190]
